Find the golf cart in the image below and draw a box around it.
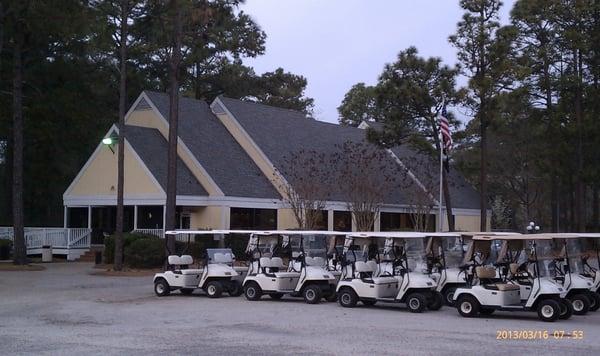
[153,230,244,298]
[242,230,339,304]
[540,234,598,313]
[453,234,567,322]
[577,233,600,309]
[424,232,470,306]
[336,232,443,313]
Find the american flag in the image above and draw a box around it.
[439,106,452,151]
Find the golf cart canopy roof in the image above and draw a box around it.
[460,231,520,238]
[348,232,427,239]
[422,232,462,237]
[471,233,547,241]
[165,229,344,236]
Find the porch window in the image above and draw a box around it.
[230,208,277,230]
[137,205,163,229]
[67,207,88,228]
[333,211,352,232]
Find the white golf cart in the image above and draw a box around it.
[153,230,244,298]
[577,233,600,310]
[336,232,443,313]
[424,232,471,306]
[453,234,567,322]
[242,230,339,304]
[539,234,598,314]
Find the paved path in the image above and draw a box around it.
[1,263,599,355]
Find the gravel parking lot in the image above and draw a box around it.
[1,263,599,355]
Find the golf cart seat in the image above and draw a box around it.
[167,255,204,275]
[355,261,396,285]
[260,257,300,278]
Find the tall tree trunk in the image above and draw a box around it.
[574,49,585,232]
[114,0,129,272]
[165,0,182,254]
[12,15,26,265]
[592,185,599,229]
[479,113,488,231]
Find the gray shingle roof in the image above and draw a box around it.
[126,125,207,196]
[218,97,419,205]
[218,97,481,209]
[143,91,280,199]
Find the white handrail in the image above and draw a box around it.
[0,227,92,250]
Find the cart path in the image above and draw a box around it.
[1,263,599,355]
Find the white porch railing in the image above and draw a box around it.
[0,227,92,253]
[132,228,165,239]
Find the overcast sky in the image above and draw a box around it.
[242,0,514,124]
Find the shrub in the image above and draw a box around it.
[104,233,156,264]
[0,239,12,260]
[124,238,165,268]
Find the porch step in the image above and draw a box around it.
[74,245,104,262]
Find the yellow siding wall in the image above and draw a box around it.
[69,143,162,196]
[190,206,230,229]
[455,215,485,232]
[277,209,299,230]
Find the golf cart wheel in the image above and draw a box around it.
[456,295,480,317]
[588,292,600,312]
[537,299,561,322]
[205,281,223,298]
[362,299,377,306]
[244,282,262,301]
[443,287,457,306]
[269,293,284,300]
[154,279,170,297]
[427,292,444,311]
[228,280,243,297]
[559,299,573,320]
[479,308,495,316]
[338,288,358,308]
[569,294,590,315]
[303,284,322,304]
[406,293,427,313]
[180,288,194,295]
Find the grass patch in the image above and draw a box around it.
[0,263,46,271]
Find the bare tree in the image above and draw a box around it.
[332,141,405,231]
[275,150,332,229]
[403,156,437,232]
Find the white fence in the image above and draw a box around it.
[132,228,165,239]
[0,227,92,253]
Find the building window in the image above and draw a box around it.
[380,212,436,232]
[137,205,163,229]
[333,211,352,232]
[230,208,277,230]
[313,210,328,230]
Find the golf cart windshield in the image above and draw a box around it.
[441,236,465,267]
[563,238,586,274]
[404,238,428,272]
[207,248,234,265]
[582,238,599,270]
[346,250,366,263]
[303,234,330,266]
[535,239,564,278]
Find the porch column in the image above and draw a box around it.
[133,205,138,230]
[162,205,166,230]
[327,209,334,231]
[374,212,381,232]
[63,206,68,228]
[87,206,92,229]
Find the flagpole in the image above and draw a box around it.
[438,130,444,232]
